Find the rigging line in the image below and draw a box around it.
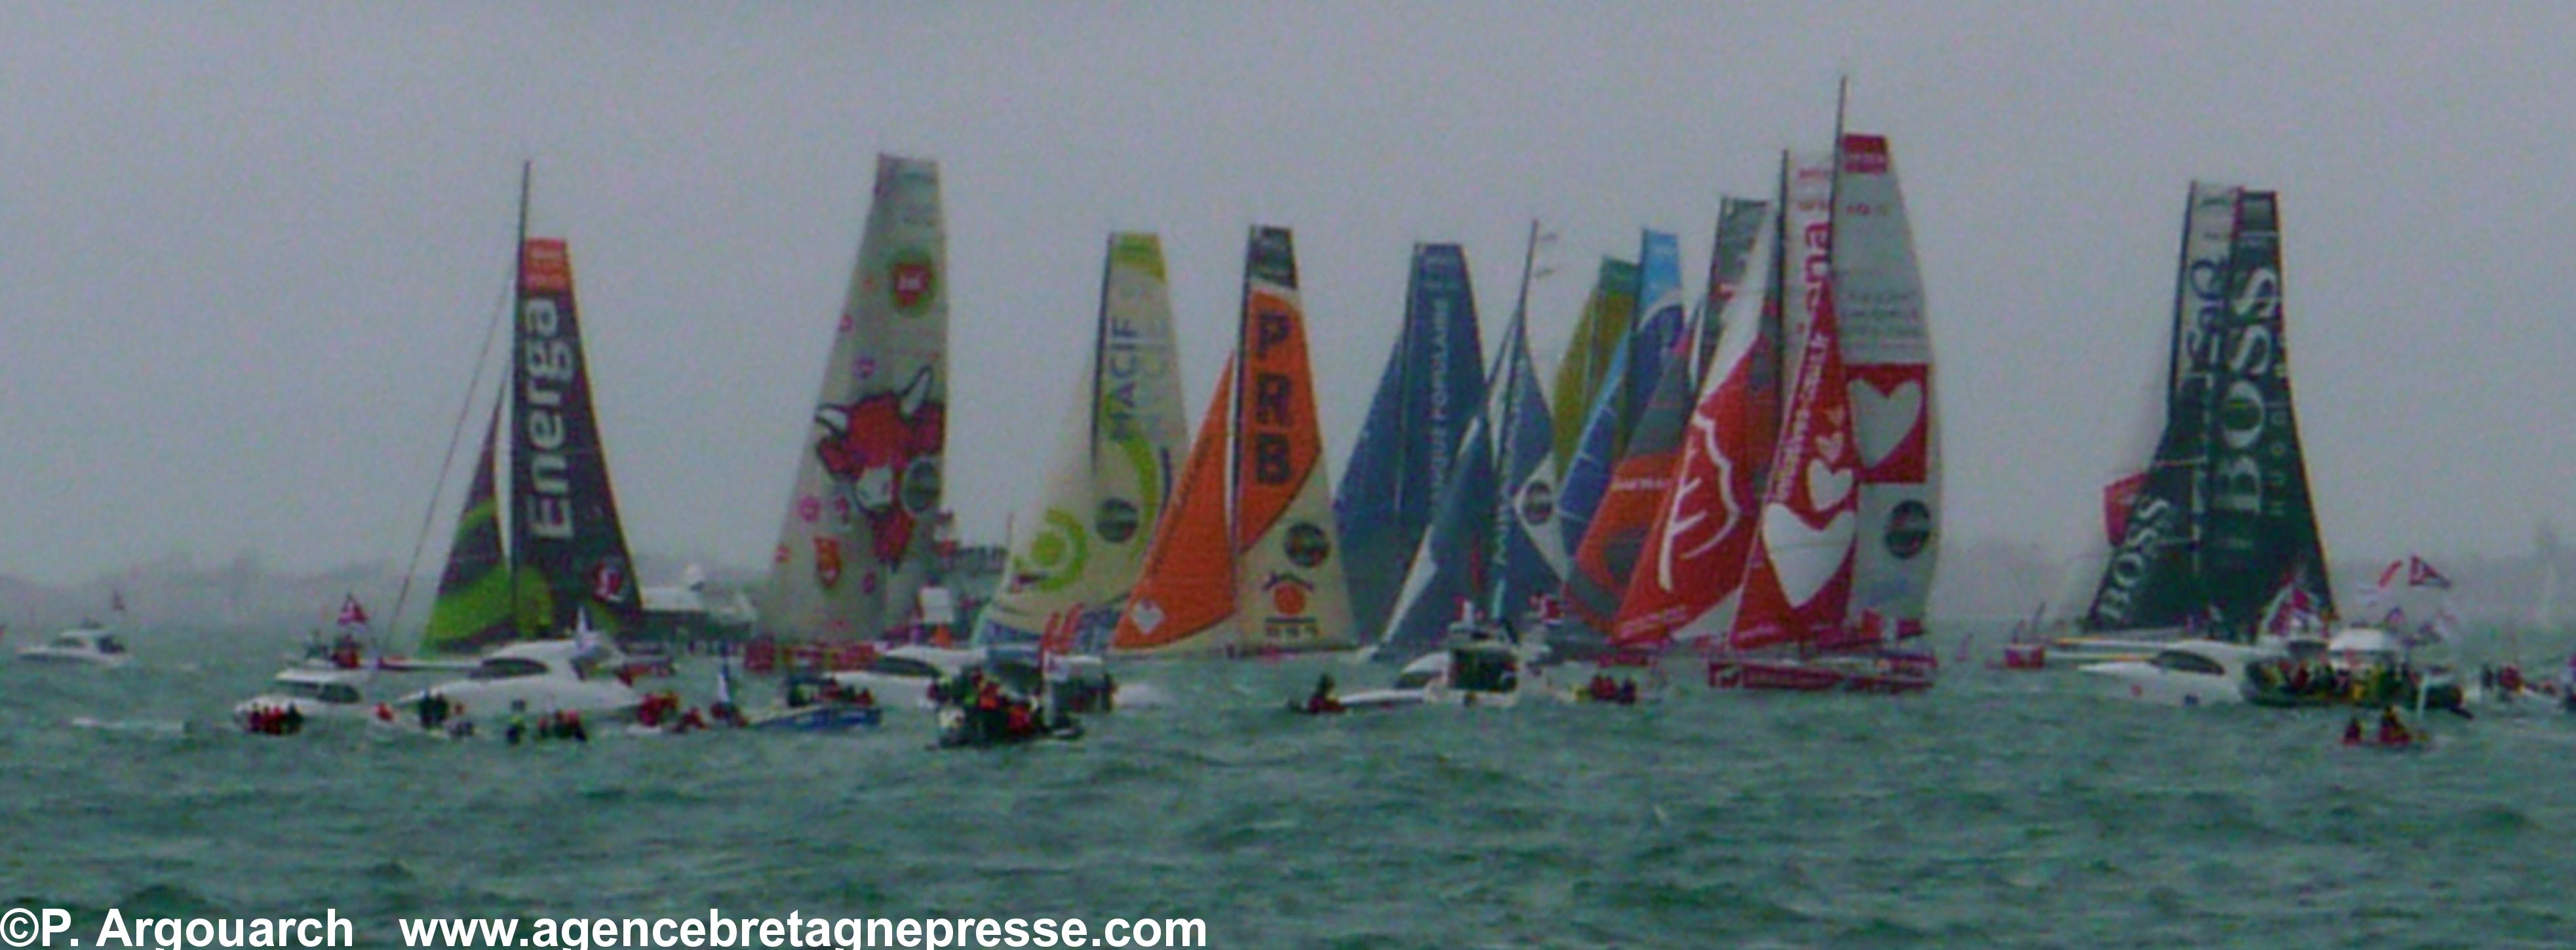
[387,244,518,644]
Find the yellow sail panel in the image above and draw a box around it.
[1112,357,1239,655]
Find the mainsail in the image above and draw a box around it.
[762,155,949,641]
[1727,261,1860,653]
[977,233,1189,653]
[1612,202,1782,648]
[510,238,644,638]
[1833,134,1938,639]
[2079,185,2334,638]
[1115,227,1356,656]
[1335,244,1486,643]
[1486,227,1569,633]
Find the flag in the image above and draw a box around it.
[338,594,370,628]
[1533,593,1563,624]
[2408,556,2453,590]
[111,589,127,615]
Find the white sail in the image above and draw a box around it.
[762,155,948,641]
[1832,134,1938,636]
[979,234,1190,649]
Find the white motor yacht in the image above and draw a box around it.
[824,645,986,710]
[389,639,643,725]
[2080,639,2274,707]
[14,625,132,668]
[233,666,381,729]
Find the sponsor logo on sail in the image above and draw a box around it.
[1284,522,1330,568]
[1096,498,1141,544]
[887,248,937,314]
[1884,501,1932,559]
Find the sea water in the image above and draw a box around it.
[5,623,2573,948]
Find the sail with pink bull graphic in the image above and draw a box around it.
[761,155,949,641]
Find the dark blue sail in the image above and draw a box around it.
[1333,244,1486,643]
[1374,415,1500,663]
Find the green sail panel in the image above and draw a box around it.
[2196,191,2335,633]
[420,401,515,655]
[508,237,643,638]
[978,233,1189,651]
[763,155,949,641]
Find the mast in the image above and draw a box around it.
[507,159,530,634]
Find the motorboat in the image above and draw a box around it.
[388,639,643,725]
[2080,639,2274,707]
[824,645,985,709]
[233,666,385,732]
[14,625,132,668]
[2244,625,2464,711]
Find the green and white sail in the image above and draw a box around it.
[762,155,950,641]
[977,233,1189,652]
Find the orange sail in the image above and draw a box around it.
[1112,358,1239,653]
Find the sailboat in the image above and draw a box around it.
[760,155,950,644]
[1335,244,1487,647]
[2050,184,2334,661]
[975,233,1190,655]
[415,166,646,657]
[387,164,648,724]
[1112,226,1357,658]
[1707,131,1941,693]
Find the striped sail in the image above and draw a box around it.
[1833,134,1939,639]
[508,237,642,638]
[1547,259,1637,476]
[762,155,948,641]
[1232,227,1357,654]
[1335,244,1486,644]
[979,233,1189,653]
[420,401,515,655]
[1561,231,1692,638]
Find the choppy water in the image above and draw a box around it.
[5,624,2574,948]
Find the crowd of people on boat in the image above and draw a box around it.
[505,704,589,744]
[1582,674,1641,705]
[930,667,1061,744]
[2248,656,2421,705]
[239,704,305,735]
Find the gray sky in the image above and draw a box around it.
[5,2,2572,586]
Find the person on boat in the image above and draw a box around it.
[1307,674,1337,714]
[2342,715,2364,745]
[1616,678,1637,705]
[852,687,877,709]
[281,705,304,734]
[2376,706,2411,746]
[506,702,529,746]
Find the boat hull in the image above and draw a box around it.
[1707,656,1933,694]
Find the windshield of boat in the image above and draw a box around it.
[280,681,364,704]
[863,656,943,679]
[1392,669,1441,690]
[96,636,127,653]
[2152,650,2226,675]
[471,657,551,680]
[1451,649,1519,692]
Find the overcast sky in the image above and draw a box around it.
[4,2,2571,586]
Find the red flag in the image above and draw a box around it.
[2408,556,2453,590]
[338,594,370,627]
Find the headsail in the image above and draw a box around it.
[762,155,949,641]
[421,399,515,655]
[1335,244,1486,643]
[979,233,1189,653]
[1729,233,1860,653]
[1113,358,1240,654]
[509,237,643,638]
[1375,414,1500,662]
[1833,134,1938,639]
[1487,229,1569,632]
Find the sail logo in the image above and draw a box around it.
[519,295,581,541]
[1095,498,1141,544]
[886,247,937,314]
[813,538,845,589]
[1284,522,1331,569]
[1017,508,1091,593]
[1246,298,1300,487]
[1517,478,1557,527]
[1883,501,1932,560]
[590,559,631,603]
[2210,265,2281,516]
[1261,573,1319,641]
[2094,495,2176,623]
[813,366,946,563]
[1657,413,1743,590]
